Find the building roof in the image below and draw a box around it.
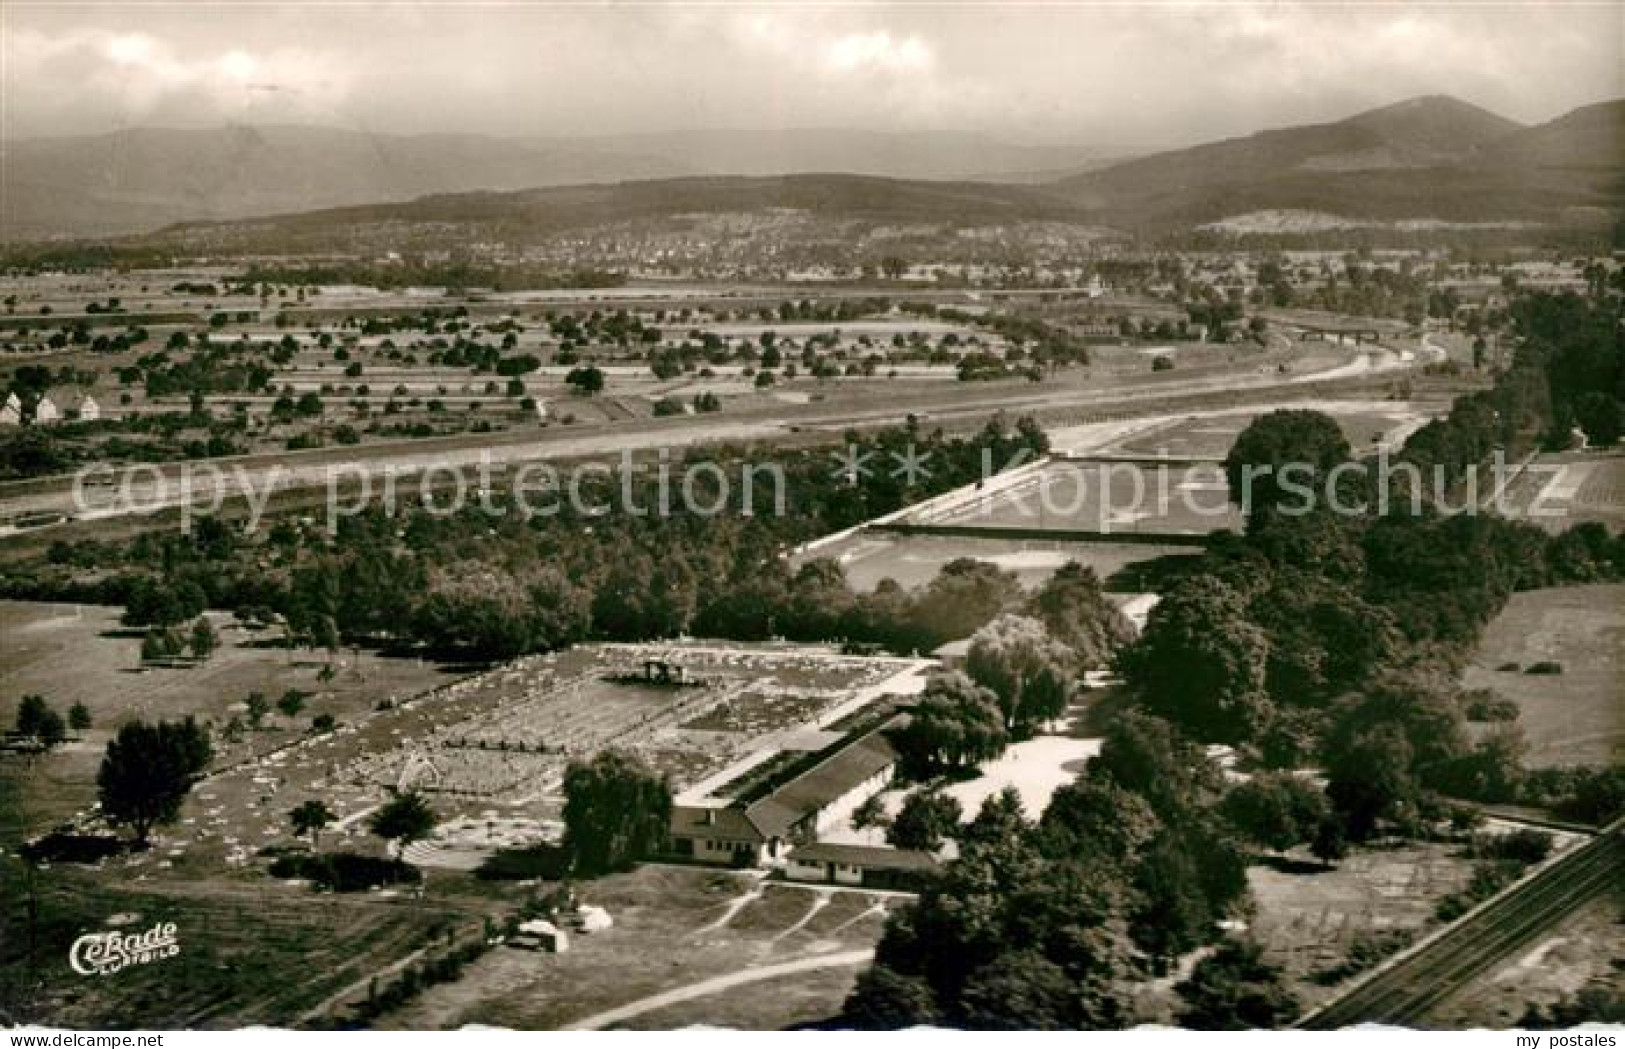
[788,842,940,873]
[743,731,897,839]
[670,804,768,843]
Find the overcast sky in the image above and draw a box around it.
[3,1,1620,146]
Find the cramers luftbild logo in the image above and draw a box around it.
[69,922,181,976]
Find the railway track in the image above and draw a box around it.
[1298,818,1624,1029]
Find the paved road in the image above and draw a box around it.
[0,344,1425,535]
[1298,818,1624,1029]
[561,948,875,1030]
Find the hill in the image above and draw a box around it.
[0,125,1107,238]
[1047,95,1623,233]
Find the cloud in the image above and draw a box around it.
[823,31,934,76]
[0,3,1617,142]
[5,27,352,133]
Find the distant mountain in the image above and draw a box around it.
[1045,95,1625,233]
[1049,96,1532,223]
[9,96,1619,246]
[1473,99,1625,173]
[0,126,690,238]
[146,173,1088,253]
[548,128,1116,183]
[0,125,1109,239]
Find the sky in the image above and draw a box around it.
[3,1,1621,146]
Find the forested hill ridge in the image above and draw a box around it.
[6,95,1620,248]
[0,125,1113,238]
[1043,95,1624,233]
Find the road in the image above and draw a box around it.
[0,342,1429,536]
[560,948,875,1030]
[1297,818,1624,1029]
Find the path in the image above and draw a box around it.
[561,949,875,1030]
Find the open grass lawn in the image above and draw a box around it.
[614,964,860,1030]
[376,866,898,1031]
[1461,585,1625,769]
[0,600,461,844]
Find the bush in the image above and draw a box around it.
[474,844,571,881]
[1524,661,1563,675]
[268,851,422,892]
[1470,828,1553,866]
[1312,929,1414,985]
[21,831,125,865]
[1462,690,1519,722]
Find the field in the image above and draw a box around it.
[1246,839,1485,1018]
[1108,404,1426,459]
[0,600,459,843]
[371,865,899,1030]
[1460,585,1625,769]
[800,531,1200,592]
[0,865,488,1029]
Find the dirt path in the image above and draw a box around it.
[561,949,875,1030]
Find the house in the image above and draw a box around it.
[785,842,940,891]
[34,387,100,425]
[32,393,61,425]
[669,723,901,868]
[0,392,20,427]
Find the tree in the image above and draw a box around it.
[1224,409,1352,514]
[965,614,1073,736]
[1117,576,1272,746]
[851,793,890,832]
[1025,562,1135,671]
[959,950,1082,1030]
[189,617,218,661]
[368,791,437,858]
[891,672,1008,779]
[1310,817,1348,869]
[67,702,92,733]
[564,365,605,396]
[1220,773,1330,853]
[97,718,213,845]
[1088,711,1220,821]
[276,689,308,718]
[908,558,1021,650]
[1129,826,1245,968]
[15,694,64,749]
[1176,938,1299,1030]
[245,692,271,729]
[562,750,672,875]
[844,964,942,1029]
[888,790,962,852]
[1039,777,1159,866]
[290,799,336,850]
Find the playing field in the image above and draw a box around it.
[803,532,1201,592]
[1110,406,1420,460]
[1461,585,1625,769]
[923,460,1243,535]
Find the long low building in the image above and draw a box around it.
[784,842,939,890]
[668,720,901,868]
